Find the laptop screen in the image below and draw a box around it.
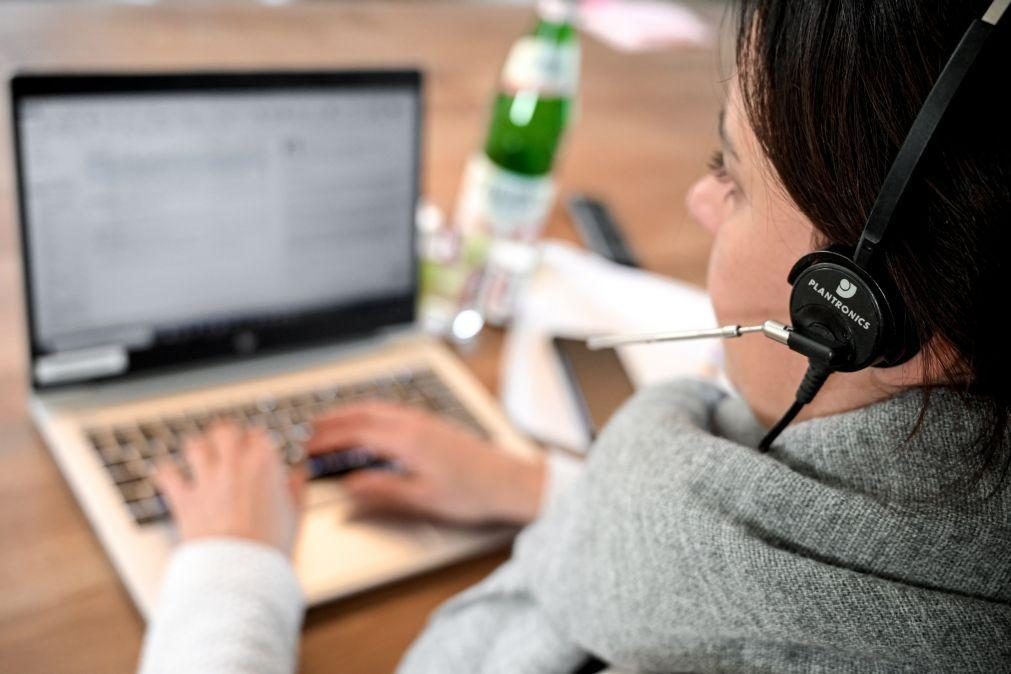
[12,72,421,388]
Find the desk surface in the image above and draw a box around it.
[0,3,721,671]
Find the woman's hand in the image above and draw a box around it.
[308,402,546,526]
[153,423,306,556]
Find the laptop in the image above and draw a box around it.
[9,71,537,618]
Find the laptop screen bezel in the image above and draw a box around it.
[11,70,423,391]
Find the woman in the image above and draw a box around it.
[138,1,1010,671]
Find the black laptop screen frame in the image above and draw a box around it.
[11,70,423,390]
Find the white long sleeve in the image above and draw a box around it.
[137,538,304,674]
[136,454,582,674]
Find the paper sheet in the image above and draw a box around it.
[578,0,713,53]
[500,241,731,451]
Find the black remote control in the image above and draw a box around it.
[565,194,641,268]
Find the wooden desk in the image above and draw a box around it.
[0,3,721,672]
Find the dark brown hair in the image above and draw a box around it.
[733,0,1010,492]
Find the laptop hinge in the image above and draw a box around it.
[34,324,426,410]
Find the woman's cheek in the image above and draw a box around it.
[705,240,729,323]
[706,223,753,324]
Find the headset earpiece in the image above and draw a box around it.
[787,246,918,372]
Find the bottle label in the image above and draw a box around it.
[503,37,580,96]
[454,153,556,241]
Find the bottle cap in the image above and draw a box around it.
[538,0,579,24]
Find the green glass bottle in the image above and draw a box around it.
[453,0,581,324]
[484,16,579,178]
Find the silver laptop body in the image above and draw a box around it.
[10,71,535,617]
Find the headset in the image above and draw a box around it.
[588,0,1009,452]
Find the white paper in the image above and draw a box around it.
[500,241,731,451]
[578,0,713,53]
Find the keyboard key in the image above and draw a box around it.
[86,428,115,448]
[140,438,171,459]
[126,458,152,479]
[164,416,197,436]
[281,441,305,465]
[129,495,168,524]
[119,479,156,501]
[96,443,126,465]
[190,413,214,432]
[255,396,277,413]
[138,421,167,440]
[107,463,135,483]
[118,442,142,463]
[113,426,142,446]
[313,386,340,403]
[285,422,312,444]
[272,409,295,428]
[289,393,316,409]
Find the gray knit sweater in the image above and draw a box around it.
[400,379,1011,673]
[138,379,1010,674]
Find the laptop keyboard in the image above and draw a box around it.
[83,368,487,525]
